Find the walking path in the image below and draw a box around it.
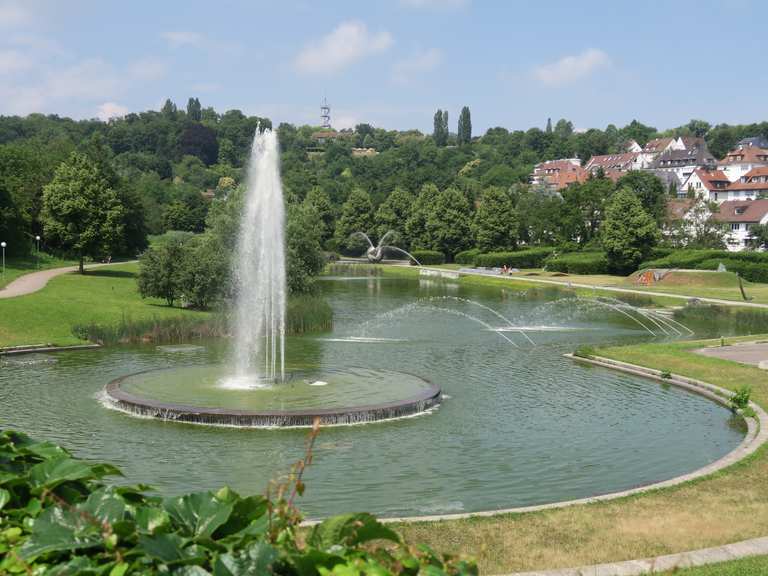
[428,266,768,310]
[0,261,136,299]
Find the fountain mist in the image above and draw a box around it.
[229,129,286,386]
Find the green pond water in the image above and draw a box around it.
[0,274,758,518]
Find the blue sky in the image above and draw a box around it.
[1,0,766,134]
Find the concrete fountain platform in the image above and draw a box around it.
[103,369,442,428]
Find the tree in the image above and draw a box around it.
[666,198,726,249]
[615,171,667,223]
[41,152,125,273]
[472,186,518,251]
[426,187,472,258]
[458,106,472,145]
[137,239,185,306]
[186,97,202,122]
[748,223,768,250]
[545,117,552,133]
[303,187,335,244]
[433,109,448,147]
[334,188,374,253]
[178,123,219,166]
[561,175,614,244]
[178,235,228,309]
[406,183,440,249]
[554,119,574,138]
[286,203,326,294]
[684,119,711,138]
[161,98,177,118]
[374,187,414,245]
[600,187,660,273]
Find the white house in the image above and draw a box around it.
[679,168,730,202]
[713,199,768,251]
[530,158,588,190]
[718,144,768,183]
[719,166,768,202]
[584,152,641,175]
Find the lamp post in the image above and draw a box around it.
[1,242,5,279]
[35,235,41,269]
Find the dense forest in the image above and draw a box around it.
[1,97,768,267]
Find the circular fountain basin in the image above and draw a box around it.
[104,365,441,428]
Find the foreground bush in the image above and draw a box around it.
[475,247,555,268]
[0,428,477,575]
[545,251,609,274]
[409,249,445,265]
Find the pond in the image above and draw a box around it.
[0,274,751,518]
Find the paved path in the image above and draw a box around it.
[696,342,768,368]
[423,266,768,310]
[0,261,136,299]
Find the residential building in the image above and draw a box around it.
[679,169,730,201]
[718,144,768,182]
[650,141,717,183]
[584,152,641,175]
[721,166,768,201]
[713,199,768,251]
[737,136,768,149]
[635,137,679,168]
[530,158,588,191]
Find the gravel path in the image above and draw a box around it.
[0,261,136,299]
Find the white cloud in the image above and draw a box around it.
[392,48,441,83]
[294,20,392,75]
[0,49,31,74]
[0,1,30,28]
[161,31,203,48]
[534,48,610,86]
[96,102,128,121]
[128,58,167,81]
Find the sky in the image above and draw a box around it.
[0,0,766,134]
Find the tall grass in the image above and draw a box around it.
[72,296,334,345]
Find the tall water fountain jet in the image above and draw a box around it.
[230,128,286,386]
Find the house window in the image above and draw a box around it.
[731,223,741,231]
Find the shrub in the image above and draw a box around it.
[730,385,752,413]
[475,247,555,268]
[409,249,445,265]
[0,428,477,575]
[455,248,481,265]
[286,295,333,334]
[573,346,595,358]
[545,251,609,274]
[640,250,768,283]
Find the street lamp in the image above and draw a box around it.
[35,235,41,269]
[0,242,6,278]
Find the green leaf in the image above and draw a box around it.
[28,456,98,491]
[175,567,213,576]
[18,506,102,560]
[214,495,268,538]
[137,532,188,563]
[164,491,233,539]
[308,513,399,550]
[18,441,68,460]
[81,487,126,524]
[214,542,279,576]
[109,562,130,576]
[136,506,170,534]
[0,488,9,511]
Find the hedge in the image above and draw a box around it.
[454,248,480,265]
[475,247,555,268]
[640,249,768,282]
[409,249,445,265]
[545,251,609,274]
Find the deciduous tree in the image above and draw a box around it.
[472,186,518,251]
[601,187,660,273]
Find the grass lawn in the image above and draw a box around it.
[662,555,768,575]
[397,335,768,574]
[0,262,209,347]
[506,269,768,305]
[0,254,76,290]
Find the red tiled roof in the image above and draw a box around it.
[643,138,674,153]
[585,152,638,171]
[713,199,768,223]
[727,166,768,192]
[533,160,588,190]
[694,168,730,191]
[721,145,768,165]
